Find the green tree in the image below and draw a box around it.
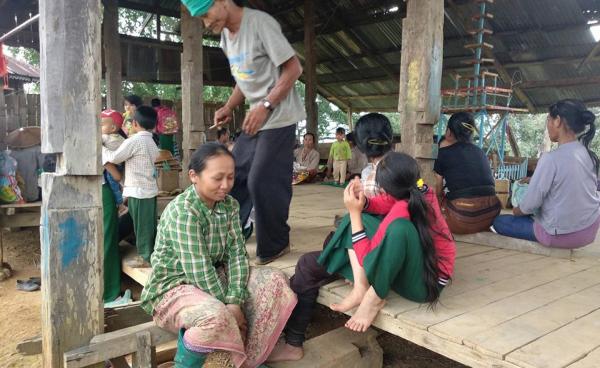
[507,113,547,158]
[508,111,600,158]
[6,46,39,66]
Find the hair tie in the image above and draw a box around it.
[367,139,390,146]
[461,123,478,134]
[416,178,424,190]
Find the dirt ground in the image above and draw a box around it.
[0,228,464,368]
[0,228,42,368]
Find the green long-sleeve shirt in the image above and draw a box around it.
[141,186,249,314]
[329,140,352,161]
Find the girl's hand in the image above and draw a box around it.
[344,180,366,214]
[351,177,363,199]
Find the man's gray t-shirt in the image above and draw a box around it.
[220,8,306,131]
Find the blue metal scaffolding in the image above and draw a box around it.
[437,0,528,180]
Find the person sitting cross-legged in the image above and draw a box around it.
[267,152,455,363]
[141,143,297,367]
[493,99,600,248]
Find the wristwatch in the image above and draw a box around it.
[261,99,274,111]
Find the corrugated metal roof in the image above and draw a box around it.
[2,0,600,112]
[5,54,39,81]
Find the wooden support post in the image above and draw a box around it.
[155,0,162,81]
[180,6,205,187]
[304,0,318,141]
[103,0,123,110]
[506,124,521,158]
[39,1,103,367]
[18,91,27,128]
[133,331,157,368]
[0,89,6,150]
[398,0,444,187]
[347,106,353,131]
[538,125,552,158]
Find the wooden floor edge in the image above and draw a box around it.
[317,290,523,368]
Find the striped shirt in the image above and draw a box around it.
[102,131,159,199]
[141,186,249,314]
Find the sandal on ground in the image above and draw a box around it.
[255,245,291,266]
[125,255,151,268]
[104,289,133,308]
[16,279,40,292]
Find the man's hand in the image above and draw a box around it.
[242,105,269,135]
[211,105,233,130]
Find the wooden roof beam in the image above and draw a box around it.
[577,39,600,71]
[316,21,593,68]
[315,8,400,81]
[117,0,179,17]
[286,3,406,44]
[336,93,399,100]
[503,55,600,69]
[520,76,600,89]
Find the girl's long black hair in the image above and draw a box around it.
[376,152,442,304]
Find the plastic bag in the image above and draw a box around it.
[0,151,24,204]
[156,106,179,135]
[511,180,529,208]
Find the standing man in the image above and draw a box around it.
[182,0,305,264]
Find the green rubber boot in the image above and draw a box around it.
[174,329,207,368]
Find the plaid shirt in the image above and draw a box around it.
[362,162,384,198]
[102,131,159,198]
[141,186,249,314]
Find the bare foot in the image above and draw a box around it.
[266,342,304,363]
[330,282,369,313]
[345,287,385,332]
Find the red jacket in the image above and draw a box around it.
[354,190,455,283]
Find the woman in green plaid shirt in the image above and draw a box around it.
[141,143,297,367]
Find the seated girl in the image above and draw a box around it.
[268,152,455,362]
[493,99,600,248]
[140,143,297,368]
[434,112,501,234]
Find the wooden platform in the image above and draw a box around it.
[123,184,600,368]
[0,201,41,228]
[0,196,173,229]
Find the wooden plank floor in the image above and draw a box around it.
[123,184,600,368]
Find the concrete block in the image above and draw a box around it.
[270,327,383,368]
